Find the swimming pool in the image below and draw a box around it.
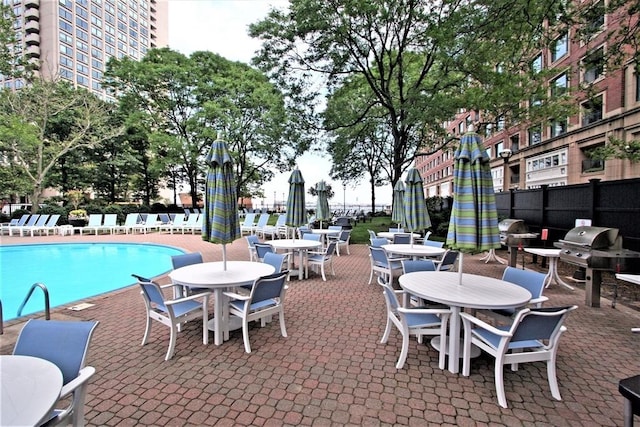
[0,243,185,321]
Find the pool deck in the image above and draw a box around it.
[1,231,639,426]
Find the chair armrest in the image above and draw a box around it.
[530,296,549,306]
[59,366,96,398]
[398,307,451,316]
[165,291,212,305]
[459,312,512,336]
[223,291,251,300]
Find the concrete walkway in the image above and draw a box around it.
[1,232,639,426]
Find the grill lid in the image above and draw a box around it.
[559,226,619,249]
[498,219,528,234]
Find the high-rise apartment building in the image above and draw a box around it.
[2,0,168,98]
[415,0,640,197]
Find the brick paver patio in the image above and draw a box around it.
[1,231,639,426]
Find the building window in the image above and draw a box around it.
[551,33,568,62]
[581,95,603,126]
[582,47,604,83]
[550,119,567,137]
[582,0,605,41]
[551,72,568,97]
[636,71,640,102]
[528,125,542,146]
[531,53,542,74]
[510,134,520,152]
[495,140,504,159]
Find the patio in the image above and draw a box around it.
[1,232,639,426]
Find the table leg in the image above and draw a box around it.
[299,250,304,280]
[213,289,224,345]
[479,249,507,264]
[547,258,574,290]
[448,306,461,374]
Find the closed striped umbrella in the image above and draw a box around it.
[315,180,331,229]
[404,168,431,244]
[447,131,501,281]
[285,168,306,236]
[391,180,406,229]
[202,139,240,270]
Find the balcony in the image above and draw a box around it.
[25,45,40,58]
[24,0,39,8]
[24,8,39,21]
[24,33,40,46]
[24,20,40,33]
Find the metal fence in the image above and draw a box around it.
[495,178,640,251]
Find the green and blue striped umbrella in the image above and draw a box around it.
[285,168,306,236]
[315,180,331,229]
[404,168,431,243]
[202,139,240,270]
[447,131,501,281]
[391,180,406,229]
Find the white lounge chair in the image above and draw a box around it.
[240,213,257,235]
[29,214,61,236]
[80,214,104,235]
[113,213,140,234]
[17,214,50,237]
[159,213,186,234]
[9,214,40,236]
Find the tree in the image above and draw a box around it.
[104,48,305,207]
[0,78,123,213]
[251,0,573,200]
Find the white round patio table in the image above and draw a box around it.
[377,231,421,240]
[382,244,445,260]
[268,239,322,280]
[399,272,532,374]
[169,261,275,345]
[524,248,574,290]
[1,355,63,426]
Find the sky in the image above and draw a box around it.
[167,0,392,210]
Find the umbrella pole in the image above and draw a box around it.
[222,244,227,271]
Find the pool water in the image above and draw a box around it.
[0,243,185,321]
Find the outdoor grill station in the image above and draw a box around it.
[498,219,538,267]
[555,226,640,307]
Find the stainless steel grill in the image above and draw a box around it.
[499,219,538,267]
[555,226,640,307]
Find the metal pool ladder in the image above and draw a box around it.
[17,282,51,321]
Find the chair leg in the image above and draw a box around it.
[242,321,252,353]
[495,357,508,408]
[166,324,178,361]
[142,315,152,346]
[380,316,393,344]
[547,358,562,400]
[397,327,410,369]
[320,263,327,281]
[279,310,287,337]
[202,311,209,345]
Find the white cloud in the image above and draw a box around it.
[167,0,392,209]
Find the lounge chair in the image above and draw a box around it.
[1,214,29,235]
[9,214,40,236]
[29,214,61,236]
[258,214,286,240]
[79,214,104,235]
[132,213,159,234]
[159,213,186,234]
[17,214,50,237]
[179,213,201,234]
[113,213,140,234]
[240,213,257,235]
[251,213,270,236]
[96,213,118,234]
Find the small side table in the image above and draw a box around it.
[524,248,574,291]
[619,375,640,427]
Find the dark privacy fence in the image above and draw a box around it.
[494,178,640,252]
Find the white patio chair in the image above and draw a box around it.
[460,305,577,408]
[80,214,103,235]
[132,274,211,361]
[378,278,451,369]
[307,241,337,281]
[223,271,289,353]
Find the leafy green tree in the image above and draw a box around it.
[104,48,304,207]
[251,0,574,200]
[0,78,123,213]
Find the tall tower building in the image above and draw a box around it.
[2,0,168,98]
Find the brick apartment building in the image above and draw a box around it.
[416,0,640,197]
